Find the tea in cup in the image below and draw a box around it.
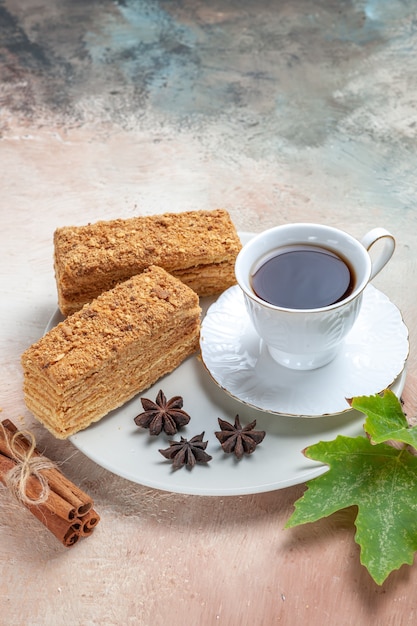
[234,223,395,370]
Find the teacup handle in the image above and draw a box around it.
[361,228,395,280]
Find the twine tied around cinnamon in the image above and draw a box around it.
[1,423,56,506]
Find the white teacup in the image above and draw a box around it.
[235,223,395,370]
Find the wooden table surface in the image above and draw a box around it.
[2,1,417,624]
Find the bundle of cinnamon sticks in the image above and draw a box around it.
[0,419,100,547]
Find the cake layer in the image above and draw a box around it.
[54,209,241,315]
[21,266,201,438]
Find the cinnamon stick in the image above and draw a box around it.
[27,502,82,547]
[0,420,93,516]
[0,453,80,545]
[0,419,100,546]
[79,509,101,536]
[0,453,77,520]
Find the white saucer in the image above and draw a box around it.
[200,284,409,417]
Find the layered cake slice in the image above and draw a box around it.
[54,209,242,315]
[21,266,201,439]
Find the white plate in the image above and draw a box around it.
[200,285,409,417]
[66,363,405,495]
[43,232,408,495]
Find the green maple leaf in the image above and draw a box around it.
[351,388,417,448]
[286,391,417,585]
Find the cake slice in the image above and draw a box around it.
[21,266,201,439]
[54,209,241,315]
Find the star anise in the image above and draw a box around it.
[159,432,212,470]
[215,415,265,459]
[134,389,190,436]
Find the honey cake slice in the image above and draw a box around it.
[21,266,201,439]
[54,209,242,315]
